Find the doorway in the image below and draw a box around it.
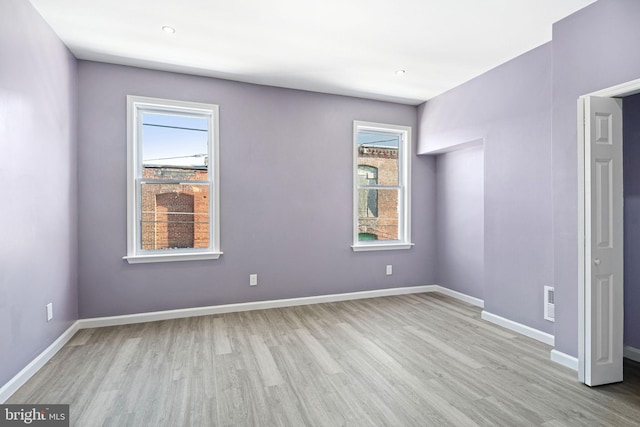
[578,78,640,386]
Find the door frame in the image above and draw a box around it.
[578,78,640,383]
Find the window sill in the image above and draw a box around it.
[351,243,414,252]
[123,251,223,264]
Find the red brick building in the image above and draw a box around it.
[141,166,209,250]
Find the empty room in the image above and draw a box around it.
[2,0,640,425]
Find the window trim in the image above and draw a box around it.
[352,121,413,252]
[123,95,222,263]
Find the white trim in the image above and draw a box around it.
[481,311,555,346]
[434,286,484,308]
[577,96,586,382]
[624,345,640,363]
[78,285,439,329]
[351,243,414,252]
[588,77,640,98]
[80,285,485,329]
[0,322,79,403]
[123,251,222,264]
[550,349,579,371]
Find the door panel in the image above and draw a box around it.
[584,96,623,386]
[595,159,612,248]
[595,274,612,364]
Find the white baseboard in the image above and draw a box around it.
[79,285,439,329]
[433,285,484,308]
[0,321,79,403]
[481,311,555,346]
[0,284,486,403]
[550,349,579,371]
[624,345,640,363]
[548,345,640,373]
[549,346,640,373]
[79,285,487,329]
[2,285,443,401]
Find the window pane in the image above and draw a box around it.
[141,183,210,250]
[357,130,399,186]
[358,188,378,217]
[357,165,378,186]
[357,189,399,241]
[358,233,378,241]
[142,113,208,179]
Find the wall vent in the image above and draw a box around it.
[544,286,555,322]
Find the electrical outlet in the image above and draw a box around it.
[250,274,258,286]
[386,265,392,275]
[46,303,53,322]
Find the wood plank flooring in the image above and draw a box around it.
[8,293,640,426]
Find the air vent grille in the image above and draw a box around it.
[544,286,555,322]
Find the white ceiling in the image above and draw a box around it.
[29,0,596,105]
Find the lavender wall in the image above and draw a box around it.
[435,147,484,299]
[623,93,640,349]
[552,0,640,356]
[418,43,554,334]
[76,61,436,318]
[0,1,78,388]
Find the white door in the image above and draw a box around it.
[583,96,624,386]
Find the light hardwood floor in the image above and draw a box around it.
[8,293,640,426]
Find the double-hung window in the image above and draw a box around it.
[352,121,413,251]
[124,96,221,263]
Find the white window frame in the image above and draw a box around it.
[352,121,413,251]
[124,95,222,264]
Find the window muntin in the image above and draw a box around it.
[125,96,221,263]
[353,121,412,251]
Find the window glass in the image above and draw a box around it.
[357,189,399,241]
[358,166,378,218]
[141,183,210,250]
[142,113,209,179]
[357,130,399,186]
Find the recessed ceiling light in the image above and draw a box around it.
[395,69,406,76]
[162,26,176,34]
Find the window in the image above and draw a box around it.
[124,96,221,263]
[352,121,413,251]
